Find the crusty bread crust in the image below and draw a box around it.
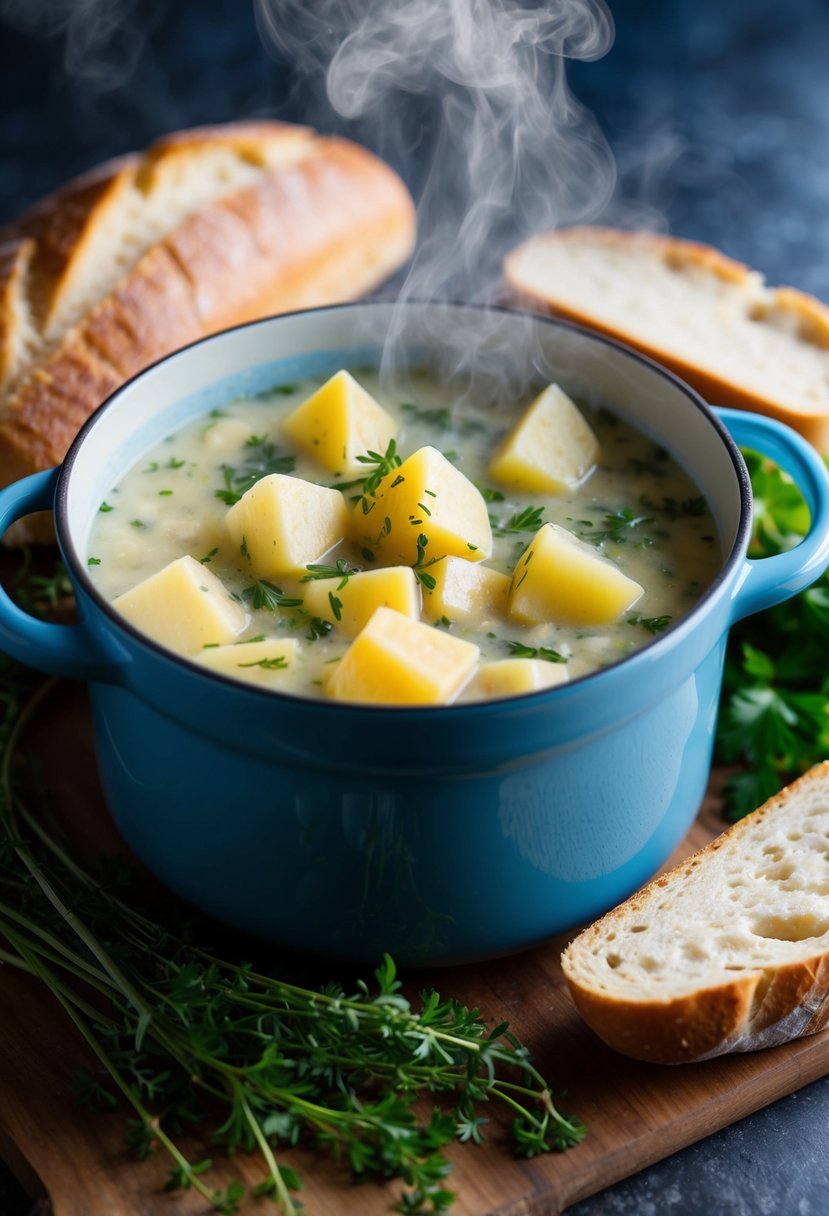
[561,763,829,1064]
[505,227,829,450]
[0,122,415,543]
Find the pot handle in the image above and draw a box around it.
[717,408,829,623]
[0,469,127,683]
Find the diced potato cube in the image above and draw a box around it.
[509,523,643,626]
[421,557,509,625]
[112,555,245,654]
[327,606,479,705]
[225,474,349,578]
[469,658,569,699]
[489,384,599,493]
[197,637,301,688]
[352,446,492,566]
[302,566,420,637]
[281,370,397,475]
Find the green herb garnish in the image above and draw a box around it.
[640,494,707,519]
[476,485,505,504]
[242,580,303,612]
[492,506,544,535]
[504,641,567,663]
[715,449,829,818]
[305,616,334,641]
[237,656,289,670]
[302,558,359,589]
[576,508,653,545]
[215,442,296,507]
[413,533,441,591]
[356,439,403,514]
[626,613,672,634]
[0,661,583,1215]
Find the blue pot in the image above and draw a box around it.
[2,302,828,965]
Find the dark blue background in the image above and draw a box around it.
[1,1,828,1213]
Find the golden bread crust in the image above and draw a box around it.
[505,227,829,450]
[0,122,415,544]
[561,763,829,1064]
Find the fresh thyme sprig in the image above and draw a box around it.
[241,579,303,612]
[301,558,361,588]
[0,631,584,1215]
[413,534,442,591]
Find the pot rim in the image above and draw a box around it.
[55,298,751,714]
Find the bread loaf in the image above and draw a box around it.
[561,764,829,1064]
[504,227,829,450]
[0,122,416,542]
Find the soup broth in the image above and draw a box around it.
[87,367,721,703]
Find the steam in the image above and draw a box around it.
[0,0,144,89]
[256,0,617,304]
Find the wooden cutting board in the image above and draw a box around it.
[1,679,828,1216]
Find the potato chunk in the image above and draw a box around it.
[302,566,420,637]
[225,474,349,578]
[489,384,599,493]
[509,523,643,626]
[281,370,397,475]
[112,555,245,654]
[469,658,569,699]
[327,606,479,705]
[352,446,492,566]
[197,637,301,688]
[421,557,509,625]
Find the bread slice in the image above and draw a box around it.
[560,764,829,1064]
[0,122,415,542]
[504,227,829,450]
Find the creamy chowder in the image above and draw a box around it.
[86,367,721,704]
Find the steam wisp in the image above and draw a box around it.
[256,0,617,304]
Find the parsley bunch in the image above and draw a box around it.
[0,659,583,1215]
[716,450,829,818]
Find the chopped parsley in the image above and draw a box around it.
[237,656,289,670]
[215,440,296,507]
[504,640,568,663]
[576,508,653,546]
[626,613,672,634]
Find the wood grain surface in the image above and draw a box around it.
[1,680,827,1216]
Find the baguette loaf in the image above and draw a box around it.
[561,764,829,1064]
[0,122,415,542]
[504,227,829,450]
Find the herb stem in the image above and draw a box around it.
[238,1088,300,1215]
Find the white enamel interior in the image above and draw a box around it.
[64,302,743,562]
